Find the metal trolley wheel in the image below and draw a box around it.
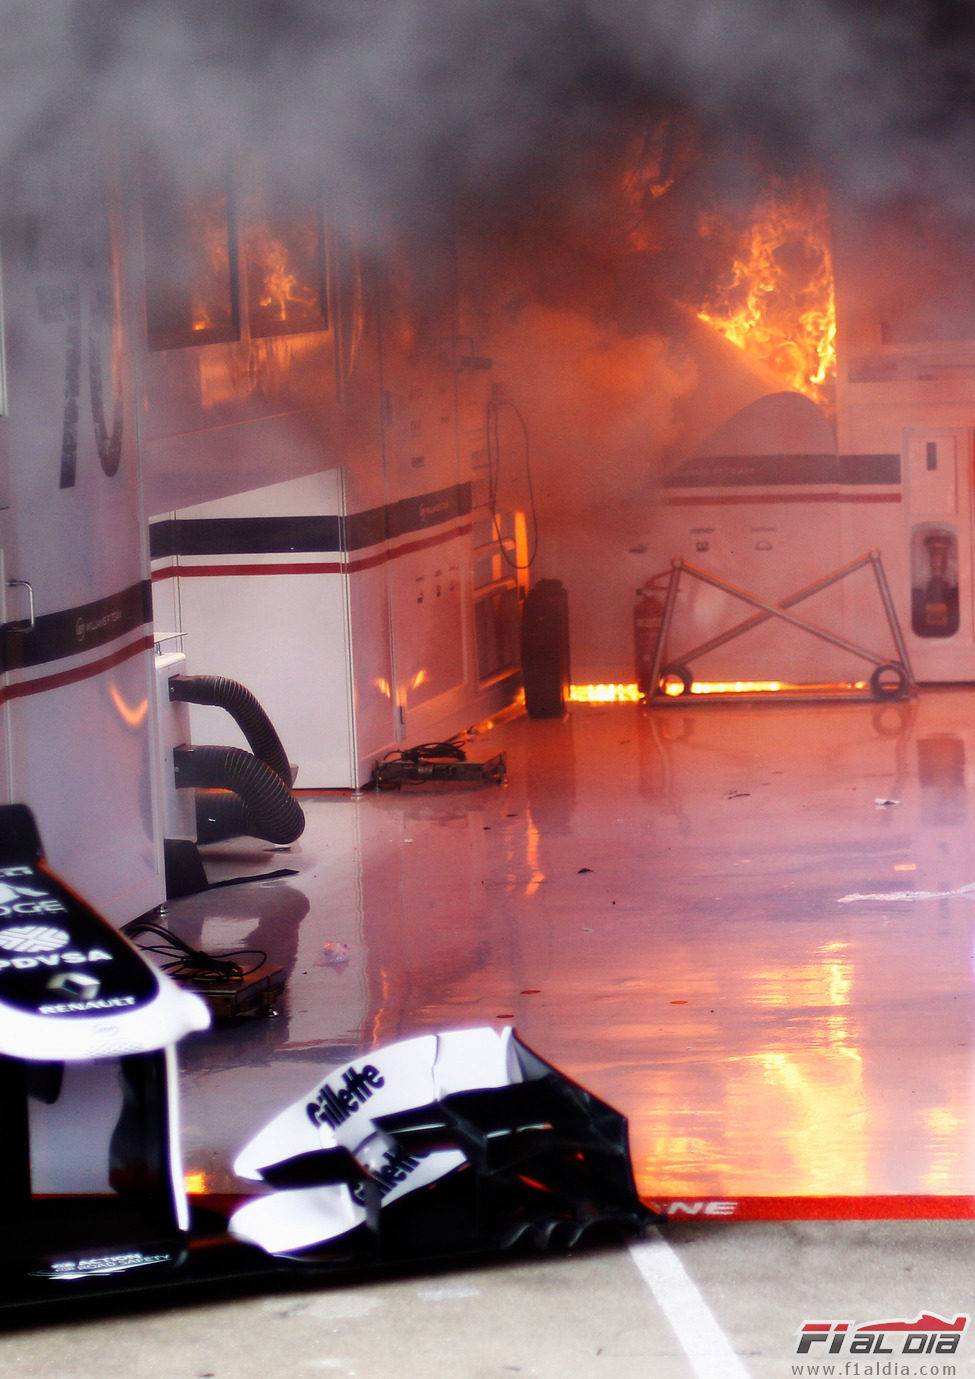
[869,662,910,701]
[658,664,694,697]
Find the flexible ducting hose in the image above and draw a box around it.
[169,675,293,785]
[174,745,305,845]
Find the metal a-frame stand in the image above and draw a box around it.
[647,548,916,704]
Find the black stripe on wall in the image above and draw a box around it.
[152,514,343,558]
[150,483,474,560]
[2,580,152,672]
[664,454,901,488]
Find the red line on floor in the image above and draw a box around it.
[647,1195,975,1220]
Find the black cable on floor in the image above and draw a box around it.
[380,736,468,765]
[121,917,266,983]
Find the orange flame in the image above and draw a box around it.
[190,210,232,335]
[569,683,642,703]
[696,178,837,408]
[247,228,320,324]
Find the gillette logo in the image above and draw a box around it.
[350,1145,426,1204]
[306,1063,385,1130]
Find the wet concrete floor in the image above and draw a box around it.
[173,689,975,1204]
[8,690,975,1376]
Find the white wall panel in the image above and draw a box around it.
[168,472,358,788]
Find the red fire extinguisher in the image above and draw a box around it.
[634,576,667,697]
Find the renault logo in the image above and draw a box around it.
[46,971,101,1002]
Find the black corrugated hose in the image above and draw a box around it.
[169,675,293,784]
[174,745,305,845]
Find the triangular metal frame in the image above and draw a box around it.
[647,548,916,703]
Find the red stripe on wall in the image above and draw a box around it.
[0,633,155,705]
[666,492,903,506]
[384,522,473,561]
[153,560,347,581]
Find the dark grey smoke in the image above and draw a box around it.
[4,0,975,233]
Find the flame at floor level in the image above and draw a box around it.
[695,177,837,408]
[667,680,868,697]
[569,684,643,702]
[569,681,869,702]
[682,680,783,695]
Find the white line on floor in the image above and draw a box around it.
[629,1235,753,1379]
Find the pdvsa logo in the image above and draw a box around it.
[0,923,113,977]
[0,923,70,954]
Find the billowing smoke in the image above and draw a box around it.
[4,0,971,684]
[3,0,975,232]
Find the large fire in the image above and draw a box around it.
[245,218,325,335]
[695,178,837,408]
[190,197,233,336]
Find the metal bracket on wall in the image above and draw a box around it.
[5,579,34,633]
[647,549,917,704]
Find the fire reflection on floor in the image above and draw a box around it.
[169,689,975,1207]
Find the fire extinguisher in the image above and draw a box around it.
[634,576,668,697]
